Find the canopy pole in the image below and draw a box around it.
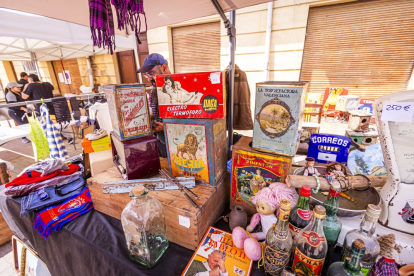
[211,0,236,159]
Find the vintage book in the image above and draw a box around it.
[105,84,152,140]
[231,136,292,215]
[182,226,253,276]
[155,71,226,119]
[252,81,308,156]
[164,118,227,186]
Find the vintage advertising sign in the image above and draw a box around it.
[252,81,308,156]
[164,118,227,186]
[105,84,152,140]
[307,133,351,164]
[155,72,225,119]
[231,136,292,215]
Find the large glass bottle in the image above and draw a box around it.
[327,239,366,276]
[292,205,328,276]
[264,199,293,275]
[121,186,169,268]
[341,204,381,276]
[289,185,312,239]
[323,182,342,264]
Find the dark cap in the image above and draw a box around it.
[300,185,311,197]
[305,157,315,162]
[136,53,168,73]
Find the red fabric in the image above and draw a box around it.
[5,164,80,188]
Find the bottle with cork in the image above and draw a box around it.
[121,186,169,268]
[327,239,366,276]
[288,185,312,239]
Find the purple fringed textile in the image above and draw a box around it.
[89,0,116,54]
[111,0,147,34]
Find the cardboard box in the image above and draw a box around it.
[81,135,112,154]
[87,165,229,250]
[231,136,292,215]
[89,150,113,176]
[105,84,152,140]
[164,118,227,186]
[155,72,225,119]
[252,81,308,156]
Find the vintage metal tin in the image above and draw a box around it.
[307,133,351,164]
[105,84,152,140]
[252,81,308,156]
[164,118,227,186]
[231,136,292,215]
[155,72,226,119]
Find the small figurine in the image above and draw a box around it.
[249,169,266,195]
[326,162,347,178]
[232,183,298,261]
[303,157,320,176]
[368,234,401,276]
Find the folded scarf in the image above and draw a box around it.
[33,187,94,240]
[89,0,115,54]
[111,0,147,34]
[5,164,79,188]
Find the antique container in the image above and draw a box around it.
[307,133,351,164]
[110,132,160,180]
[105,84,152,140]
[164,118,227,186]
[252,81,308,156]
[335,95,361,112]
[155,71,225,119]
[231,136,292,215]
[348,110,373,132]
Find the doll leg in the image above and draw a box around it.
[232,227,249,249]
[244,238,262,261]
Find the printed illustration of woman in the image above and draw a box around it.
[249,169,266,195]
[159,75,203,104]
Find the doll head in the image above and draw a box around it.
[305,157,315,168]
[327,162,347,174]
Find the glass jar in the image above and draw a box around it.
[121,186,169,268]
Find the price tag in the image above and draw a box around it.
[178,215,190,228]
[381,101,414,122]
[209,72,221,84]
[233,266,246,276]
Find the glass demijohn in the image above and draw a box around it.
[121,186,169,268]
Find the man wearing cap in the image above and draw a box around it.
[136,53,171,157]
[5,82,30,143]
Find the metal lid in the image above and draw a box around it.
[300,185,311,197]
[365,204,381,223]
[313,205,326,219]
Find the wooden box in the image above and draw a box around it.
[0,212,13,246]
[164,118,227,186]
[347,111,373,132]
[252,81,308,156]
[155,71,226,119]
[231,136,292,215]
[87,166,229,250]
[105,84,152,140]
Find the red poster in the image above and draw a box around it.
[155,72,226,119]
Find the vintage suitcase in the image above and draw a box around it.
[87,165,229,250]
[307,133,351,164]
[252,81,308,156]
[111,132,160,180]
[155,71,226,119]
[231,136,292,215]
[164,118,227,186]
[105,83,152,140]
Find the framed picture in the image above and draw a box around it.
[12,236,51,276]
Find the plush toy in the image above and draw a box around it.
[232,183,298,261]
[368,234,402,276]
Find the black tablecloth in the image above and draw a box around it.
[0,190,340,276]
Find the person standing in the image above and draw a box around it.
[5,82,30,143]
[136,53,171,157]
[17,72,29,86]
[21,74,55,115]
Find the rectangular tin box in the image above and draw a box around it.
[231,136,292,215]
[164,118,227,186]
[105,84,152,140]
[252,81,308,156]
[110,132,160,180]
[155,72,226,119]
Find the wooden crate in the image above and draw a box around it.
[87,165,229,250]
[0,212,13,246]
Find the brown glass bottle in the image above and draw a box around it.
[292,205,328,276]
[289,185,312,239]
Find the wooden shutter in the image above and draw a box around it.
[300,0,414,98]
[172,22,221,73]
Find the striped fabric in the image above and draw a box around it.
[40,104,69,159]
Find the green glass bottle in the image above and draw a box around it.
[288,185,312,239]
[323,182,342,264]
[327,239,366,276]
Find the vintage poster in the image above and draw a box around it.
[213,119,227,182]
[182,227,253,276]
[155,72,226,119]
[252,81,308,156]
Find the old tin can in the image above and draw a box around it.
[253,81,308,156]
[164,118,227,186]
[231,136,292,215]
[155,72,225,119]
[105,84,152,140]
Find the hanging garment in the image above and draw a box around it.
[111,0,147,33]
[40,104,69,159]
[89,0,115,54]
[33,187,94,239]
[89,102,113,132]
[26,112,50,161]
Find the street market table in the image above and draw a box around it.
[0,187,340,276]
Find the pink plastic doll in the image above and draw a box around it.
[232,183,298,261]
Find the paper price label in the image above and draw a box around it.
[381,101,414,122]
[178,215,190,228]
[233,266,246,276]
[209,72,221,84]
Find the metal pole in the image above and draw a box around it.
[227,11,236,159]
